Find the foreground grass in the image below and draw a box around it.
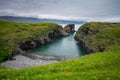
[0,45,120,80]
[0,20,62,62]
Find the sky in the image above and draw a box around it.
[0,0,120,22]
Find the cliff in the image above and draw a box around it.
[0,20,66,62]
[75,22,120,53]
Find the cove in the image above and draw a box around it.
[30,24,85,59]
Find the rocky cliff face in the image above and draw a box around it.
[0,20,73,62]
[19,28,65,51]
[7,24,70,60]
[75,22,120,53]
[64,24,75,34]
[75,23,99,53]
[18,24,75,51]
[75,28,95,53]
[5,27,69,61]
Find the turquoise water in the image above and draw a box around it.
[30,24,85,59]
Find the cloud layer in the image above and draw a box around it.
[0,0,120,22]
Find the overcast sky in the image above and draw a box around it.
[0,0,120,22]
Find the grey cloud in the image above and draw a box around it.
[0,0,120,21]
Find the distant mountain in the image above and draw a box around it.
[0,16,86,24]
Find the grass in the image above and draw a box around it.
[0,21,120,80]
[0,20,62,62]
[75,22,120,52]
[0,45,120,80]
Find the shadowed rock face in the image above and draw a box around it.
[75,22,120,54]
[6,27,69,60]
[7,25,70,61]
[64,24,75,34]
[18,24,72,52]
[19,28,65,51]
[74,24,101,53]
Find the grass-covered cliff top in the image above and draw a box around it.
[75,22,120,52]
[0,20,62,62]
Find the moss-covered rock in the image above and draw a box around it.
[75,22,120,53]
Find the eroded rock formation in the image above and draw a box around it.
[74,23,101,53]
[19,28,67,51]
[75,22,120,53]
[19,23,76,52]
[64,24,75,34]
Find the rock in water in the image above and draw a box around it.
[64,24,75,33]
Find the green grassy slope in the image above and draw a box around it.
[0,22,120,80]
[0,20,62,62]
[0,45,120,80]
[75,22,120,52]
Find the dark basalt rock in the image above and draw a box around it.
[18,24,71,52]
[64,24,75,34]
[6,26,69,61]
[4,27,67,62]
[74,23,109,54]
[74,26,97,53]
[19,28,65,51]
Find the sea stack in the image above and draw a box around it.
[64,24,75,34]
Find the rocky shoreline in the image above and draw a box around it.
[0,53,63,68]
